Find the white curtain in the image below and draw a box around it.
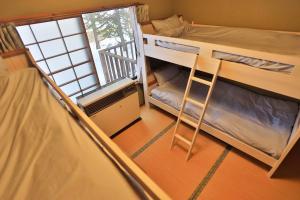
[0,23,24,53]
[129,6,144,82]
[136,4,150,24]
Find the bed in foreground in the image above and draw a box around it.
[0,49,170,200]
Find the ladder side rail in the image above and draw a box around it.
[186,60,221,160]
[171,59,198,148]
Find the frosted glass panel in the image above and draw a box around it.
[16,25,35,45]
[47,55,71,71]
[75,62,93,77]
[36,61,50,74]
[83,86,98,94]
[69,49,89,65]
[40,39,66,58]
[64,34,86,51]
[27,44,43,61]
[70,93,82,103]
[79,75,97,89]
[30,21,60,42]
[58,18,83,36]
[53,69,76,85]
[17,17,100,99]
[61,82,80,96]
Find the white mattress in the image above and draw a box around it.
[155,26,300,73]
[0,69,143,199]
[183,26,300,55]
[151,71,299,158]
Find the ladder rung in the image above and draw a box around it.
[192,77,211,86]
[180,115,198,128]
[174,134,192,146]
[186,97,204,108]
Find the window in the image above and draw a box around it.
[17,17,100,102]
[17,7,139,103]
[82,7,138,85]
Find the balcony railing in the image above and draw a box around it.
[98,40,137,83]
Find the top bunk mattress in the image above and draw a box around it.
[182,26,300,56]
[150,71,299,158]
[155,26,300,73]
[0,68,143,200]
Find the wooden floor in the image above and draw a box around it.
[113,106,300,200]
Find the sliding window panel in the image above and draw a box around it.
[69,49,89,65]
[53,69,76,86]
[74,62,94,77]
[79,74,97,89]
[30,21,61,42]
[17,16,100,103]
[64,34,87,51]
[36,61,50,74]
[82,85,98,94]
[58,18,83,36]
[39,39,67,58]
[70,93,83,103]
[26,44,43,61]
[61,81,81,96]
[84,85,98,92]
[16,25,36,45]
[46,54,71,72]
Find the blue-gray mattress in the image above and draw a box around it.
[151,72,299,158]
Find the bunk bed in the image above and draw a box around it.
[0,49,170,200]
[137,15,300,177]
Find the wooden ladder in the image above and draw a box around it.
[170,56,221,160]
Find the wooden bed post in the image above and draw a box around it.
[268,126,300,177]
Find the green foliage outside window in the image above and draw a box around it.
[83,8,134,49]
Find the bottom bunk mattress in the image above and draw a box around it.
[150,72,299,158]
[0,68,144,200]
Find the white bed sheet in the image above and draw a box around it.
[183,26,300,55]
[154,26,300,73]
[151,72,299,158]
[156,40,294,73]
[0,68,143,200]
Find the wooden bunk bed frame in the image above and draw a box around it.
[0,49,171,200]
[137,22,300,177]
